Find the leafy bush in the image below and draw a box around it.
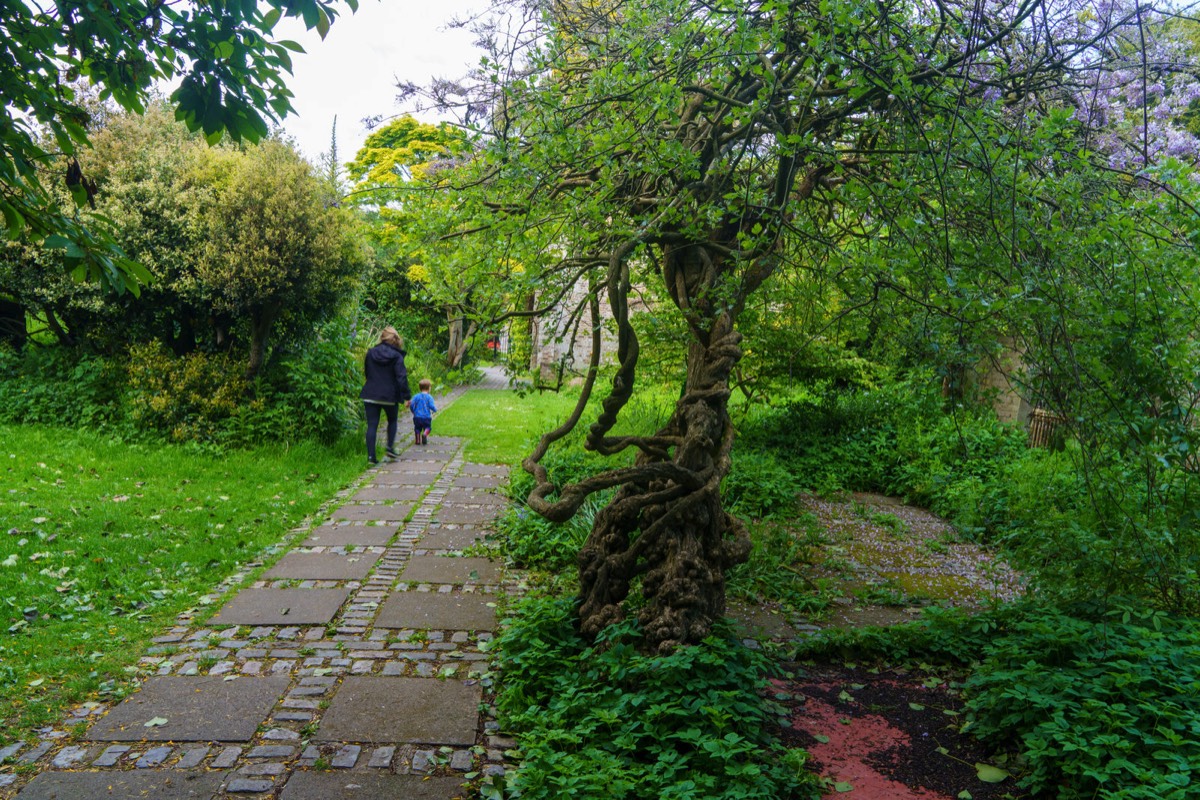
[965,603,1200,799]
[237,325,362,444]
[126,342,257,444]
[494,496,604,572]
[791,603,1028,664]
[721,450,798,518]
[748,376,1200,609]
[0,345,127,428]
[506,445,618,504]
[727,518,825,612]
[493,596,821,800]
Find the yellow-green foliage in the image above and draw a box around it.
[127,342,260,443]
[346,116,467,187]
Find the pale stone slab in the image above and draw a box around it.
[280,772,466,799]
[315,677,480,745]
[435,505,500,525]
[727,602,797,641]
[418,527,487,551]
[397,450,451,462]
[370,472,440,486]
[443,489,505,506]
[399,557,501,585]
[375,459,440,474]
[16,770,228,799]
[263,552,381,580]
[331,503,413,522]
[452,474,504,489]
[87,676,289,742]
[351,486,425,503]
[302,526,396,547]
[459,464,508,476]
[375,592,497,631]
[210,588,350,626]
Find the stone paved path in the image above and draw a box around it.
[1,368,517,800]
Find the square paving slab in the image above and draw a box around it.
[399,556,502,585]
[210,587,350,626]
[87,676,289,742]
[280,772,467,799]
[419,526,487,551]
[16,770,228,799]
[330,503,413,522]
[315,677,481,745]
[398,450,451,462]
[452,474,504,489]
[375,591,497,631]
[263,551,381,580]
[302,525,396,547]
[435,505,501,525]
[443,489,505,506]
[370,471,440,486]
[727,602,797,641]
[460,463,508,476]
[375,458,441,473]
[351,485,425,503]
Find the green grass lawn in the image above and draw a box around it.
[435,388,583,463]
[0,425,363,742]
[436,382,677,465]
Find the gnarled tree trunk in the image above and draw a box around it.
[577,313,750,652]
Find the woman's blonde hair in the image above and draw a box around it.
[379,326,403,349]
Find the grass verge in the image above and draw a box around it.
[0,424,362,742]
[434,388,582,463]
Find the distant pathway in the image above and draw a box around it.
[2,370,516,799]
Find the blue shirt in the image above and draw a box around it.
[410,392,436,418]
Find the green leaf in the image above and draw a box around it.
[975,763,1010,783]
[834,782,853,792]
[2,204,25,237]
[261,7,282,30]
[144,716,169,727]
[908,702,925,711]
[812,734,830,744]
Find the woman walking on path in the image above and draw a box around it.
[360,326,411,466]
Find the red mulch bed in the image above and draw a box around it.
[774,663,1027,800]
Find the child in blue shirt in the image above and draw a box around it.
[408,379,437,445]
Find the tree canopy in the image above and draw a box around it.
[0,107,365,378]
[409,0,1200,651]
[0,0,354,293]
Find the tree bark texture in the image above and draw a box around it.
[446,309,476,369]
[566,229,754,652]
[577,320,750,652]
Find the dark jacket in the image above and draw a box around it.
[360,343,411,404]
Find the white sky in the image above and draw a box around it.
[274,0,490,165]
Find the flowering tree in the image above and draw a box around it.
[415,0,1199,651]
[348,117,490,368]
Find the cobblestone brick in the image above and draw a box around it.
[92,744,130,766]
